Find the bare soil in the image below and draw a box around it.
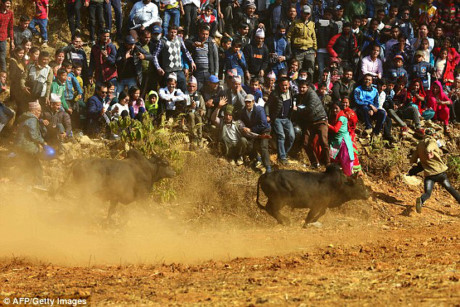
[1,147,460,305]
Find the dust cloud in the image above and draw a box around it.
[0,183,375,266]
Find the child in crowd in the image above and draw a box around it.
[128,86,146,120]
[29,0,49,47]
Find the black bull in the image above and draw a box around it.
[62,149,176,218]
[256,165,370,226]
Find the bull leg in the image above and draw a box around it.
[303,207,327,227]
[265,200,291,225]
[311,207,327,222]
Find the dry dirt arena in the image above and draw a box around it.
[0,150,459,305]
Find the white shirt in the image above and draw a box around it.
[378,91,386,110]
[159,86,186,110]
[110,103,130,115]
[129,2,161,29]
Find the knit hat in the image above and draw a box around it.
[255,28,265,38]
[28,101,40,110]
[50,93,61,103]
[224,104,234,115]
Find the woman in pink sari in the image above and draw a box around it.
[427,80,453,133]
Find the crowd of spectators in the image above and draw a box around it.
[0,0,459,179]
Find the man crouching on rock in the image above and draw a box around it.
[409,131,460,213]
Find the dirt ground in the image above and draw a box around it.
[0,148,460,305]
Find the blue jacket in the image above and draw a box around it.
[87,94,104,120]
[65,72,83,102]
[354,85,379,108]
[238,105,270,134]
[385,67,408,81]
[224,50,247,78]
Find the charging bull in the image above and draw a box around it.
[256,165,369,226]
[64,149,176,218]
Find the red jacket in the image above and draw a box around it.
[327,33,358,61]
[89,43,118,83]
[433,47,460,83]
[0,9,14,41]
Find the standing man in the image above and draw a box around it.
[286,5,317,79]
[267,77,295,165]
[0,0,14,72]
[67,0,83,38]
[185,25,219,90]
[243,28,269,83]
[103,0,123,42]
[153,25,196,93]
[136,29,155,97]
[63,34,89,86]
[115,35,149,95]
[297,80,329,168]
[238,94,272,173]
[89,29,117,88]
[84,0,105,45]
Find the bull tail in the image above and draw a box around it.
[256,175,266,211]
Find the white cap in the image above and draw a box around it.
[233,75,242,84]
[267,71,276,80]
[168,72,177,81]
[28,100,41,110]
[255,28,265,38]
[50,93,61,103]
[188,76,197,84]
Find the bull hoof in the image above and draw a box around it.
[303,221,323,229]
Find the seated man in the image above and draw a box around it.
[238,94,272,173]
[41,94,72,145]
[159,73,186,122]
[211,102,248,166]
[354,74,386,136]
[86,84,108,137]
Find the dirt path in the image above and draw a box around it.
[1,201,459,305]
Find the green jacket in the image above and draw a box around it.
[410,137,448,177]
[50,80,69,110]
[16,112,45,155]
[286,19,317,50]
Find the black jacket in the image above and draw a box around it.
[116,44,149,84]
[297,87,327,124]
[267,87,295,120]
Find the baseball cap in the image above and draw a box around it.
[152,25,162,34]
[209,75,219,83]
[245,94,255,102]
[125,35,136,44]
[393,54,404,61]
[302,5,311,14]
[415,50,424,57]
[335,4,343,10]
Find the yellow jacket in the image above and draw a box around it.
[286,19,317,50]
